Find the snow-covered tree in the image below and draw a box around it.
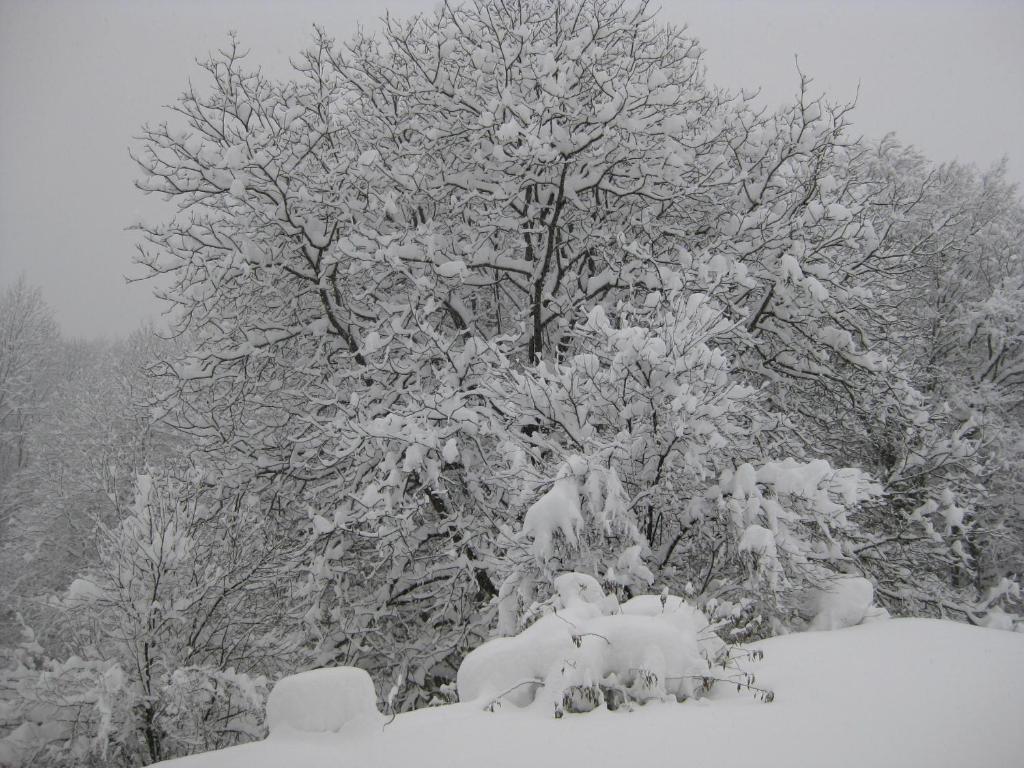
[0,471,302,767]
[127,0,1023,708]
[847,144,1024,615]
[0,279,61,645]
[0,277,58,488]
[0,328,181,648]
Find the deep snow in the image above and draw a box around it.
[158,618,1024,768]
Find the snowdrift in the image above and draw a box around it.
[157,618,1024,768]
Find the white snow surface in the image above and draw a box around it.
[158,619,1024,768]
[264,667,382,736]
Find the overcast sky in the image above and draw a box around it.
[1,0,1022,339]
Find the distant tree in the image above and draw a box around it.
[0,471,302,767]
[0,278,60,645]
[0,277,58,486]
[0,327,182,649]
[849,143,1024,614]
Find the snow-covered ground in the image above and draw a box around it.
[159,618,1024,768]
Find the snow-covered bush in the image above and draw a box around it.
[458,574,734,715]
[492,286,883,638]
[265,667,381,735]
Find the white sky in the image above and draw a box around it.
[1,0,1022,338]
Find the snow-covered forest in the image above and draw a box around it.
[1,1,1022,765]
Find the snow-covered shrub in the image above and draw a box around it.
[458,574,733,715]
[493,285,883,638]
[0,633,137,768]
[265,667,381,735]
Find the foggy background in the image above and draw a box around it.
[1,0,1021,339]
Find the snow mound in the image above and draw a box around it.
[63,577,104,606]
[457,575,719,709]
[265,667,381,735]
[808,575,882,630]
[552,571,609,610]
[619,594,727,662]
